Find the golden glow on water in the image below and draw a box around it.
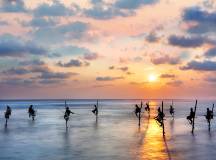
[134,101,172,160]
[140,119,170,160]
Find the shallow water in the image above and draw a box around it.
[0,99,216,160]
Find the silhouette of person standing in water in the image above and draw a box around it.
[64,107,74,128]
[187,108,195,124]
[28,105,36,121]
[205,108,213,129]
[155,107,165,126]
[145,102,150,112]
[5,106,12,126]
[169,105,174,117]
[92,105,98,116]
[134,104,141,118]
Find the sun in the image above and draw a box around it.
[148,74,157,82]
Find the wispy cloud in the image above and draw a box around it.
[96,76,124,81]
[180,60,216,71]
[57,59,90,67]
[151,55,181,65]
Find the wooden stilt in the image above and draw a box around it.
[192,100,197,134]
[208,120,211,131]
[138,101,142,126]
[138,111,141,126]
[162,101,165,135]
[96,99,98,119]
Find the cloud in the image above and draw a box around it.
[0,20,9,26]
[84,0,158,20]
[0,34,47,57]
[151,55,181,65]
[168,35,205,48]
[126,72,134,75]
[47,52,61,58]
[166,80,183,87]
[83,52,99,60]
[0,0,26,13]
[180,60,216,71]
[57,21,89,35]
[160,74,175,78]
[30,66,50,73]
[114,0,158,9]
[0,78,35,86]
[146,32,159,42]
[205,47,216,57]
[38,71,75,79]
[130,81,147,85]
[96,76,124,81]
[0,59,77,87]
[84,5,133,20]
[32,21,90,44]
[38,79,63,85]
[24,17,58,28]
[33,1,76,17]
[57,59,90,67]
[2,67,30,75]
[19,59,45,66]
[183,7,216,34]
[118,66,129,72]
[109,66,115,70]
[92,84,114,88]
[119,57,130,63]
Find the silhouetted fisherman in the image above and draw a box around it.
[64,107,74,128]
[205,108,213,128]
[28,105,36,121]
[187,107,195,124]
[169,105,174,117]
[92,105,98,116]
[5,106,12,126]
[134,104,141,118]
[155,107,165,126]
[145,102,150,112]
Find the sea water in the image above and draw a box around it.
[0,99,216,160]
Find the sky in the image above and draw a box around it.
[0,0,216,99]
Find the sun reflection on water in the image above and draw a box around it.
[133,101,172,160]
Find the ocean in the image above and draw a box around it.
[0,99,216,160]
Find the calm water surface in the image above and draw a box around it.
[0,99,216,160]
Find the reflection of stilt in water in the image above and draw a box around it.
[137,113,150,145]
[5,119,8,127]
[94,116,98,130]
[170,119,174,133]
[163,135,172,160]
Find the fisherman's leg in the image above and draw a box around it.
[189,119,193,124]
[66,120,68,128]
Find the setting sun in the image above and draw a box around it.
[148,74,157,82]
